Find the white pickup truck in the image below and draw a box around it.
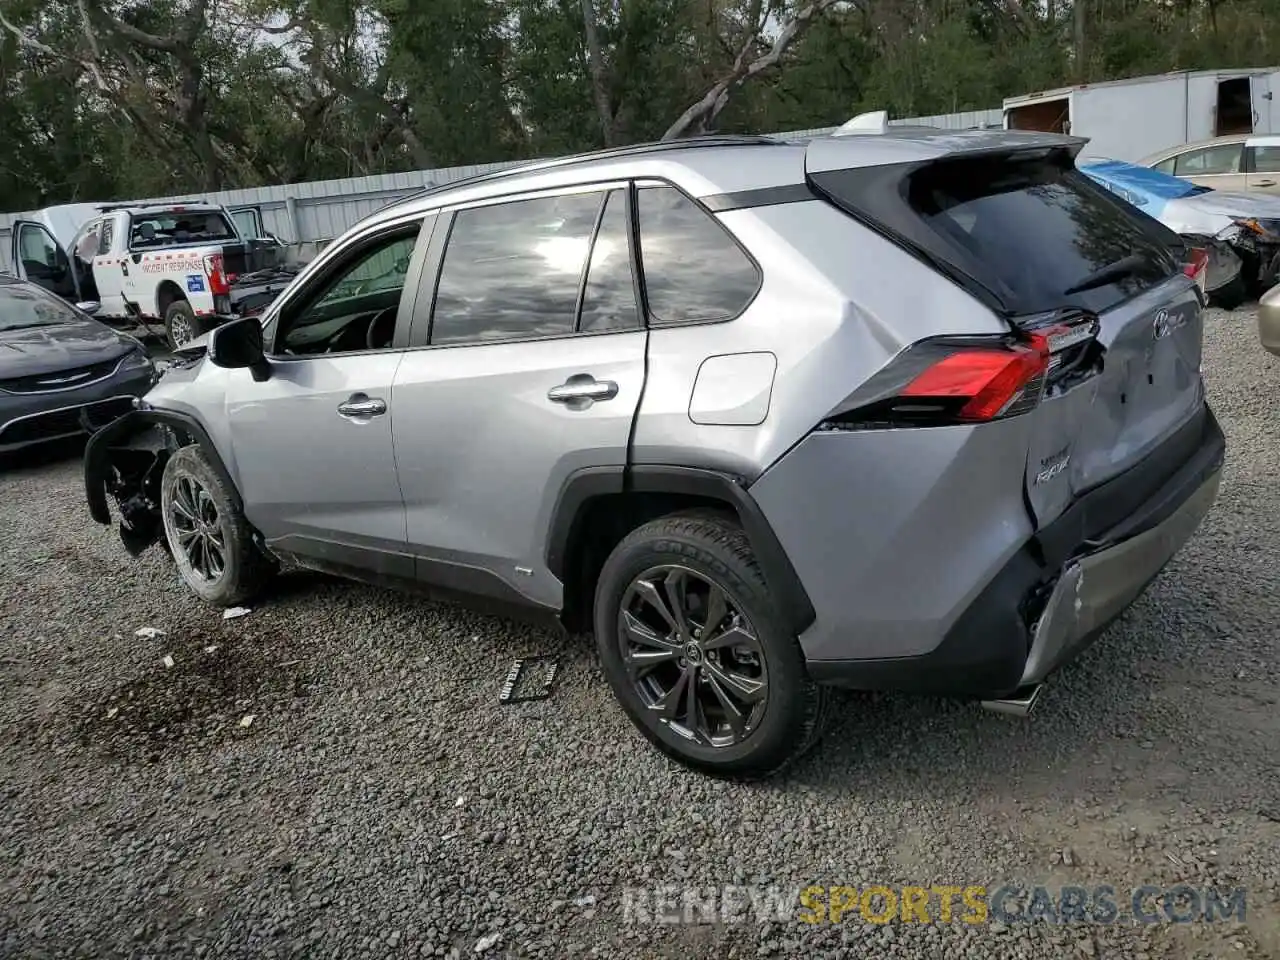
[10,201,299,348]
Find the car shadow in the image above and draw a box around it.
[0,436,88,474]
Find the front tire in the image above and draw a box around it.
[164,300,205,350]
[593,513,829,780]
[160,445,275,606]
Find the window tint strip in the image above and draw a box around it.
[700,183,817,213]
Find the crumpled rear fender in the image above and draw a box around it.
[84,408,241,556]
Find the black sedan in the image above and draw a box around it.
[0,275,157,454]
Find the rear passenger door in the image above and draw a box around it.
[391,184,646,611]
[1245,140,1280,194]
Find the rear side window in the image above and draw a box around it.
[97,219,114,255]
[1250,145,1280,174]
[812,152,1180,316]
[636,185,760,324]
[431,192,603,345]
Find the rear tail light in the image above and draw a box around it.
[203,254,230,296]
[821,318,1099,430]
[1183,247,1209,297]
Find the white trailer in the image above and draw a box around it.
[1003,68,1280,162]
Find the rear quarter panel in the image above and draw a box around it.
[631,199,1007,480]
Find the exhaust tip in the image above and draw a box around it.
[980,684,1044,718]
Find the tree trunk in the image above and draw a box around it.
[580,0,615,146]
[1073,0,1087,81]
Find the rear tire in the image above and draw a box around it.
[593,513,829,780]
[160,445,276,606]
[164,300,206,350]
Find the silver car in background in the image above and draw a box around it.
[83,128,1223,778]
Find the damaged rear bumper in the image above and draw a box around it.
[806,404,1225,697]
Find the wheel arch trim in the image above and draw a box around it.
[545,464,816,637]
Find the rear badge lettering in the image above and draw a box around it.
[1035,449,1071,485]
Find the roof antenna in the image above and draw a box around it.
[833,110,889,136]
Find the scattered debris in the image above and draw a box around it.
[454,796,466,808]
[222,607,253,621]
[161,655,175,669]
[474,932,501,953]
[1062,847,1076,867]
[135,627,166,640]
[238,714,256,729]
[572,894,597,907]
[203,645,218,654]
[498,656,560,704]
[105,707,119,720]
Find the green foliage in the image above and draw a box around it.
[4,0,1280,210]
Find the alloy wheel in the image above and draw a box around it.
[167,474,226,582]
[618,565,768,748]
[169,313,193,347]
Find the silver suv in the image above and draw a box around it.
[85,129,1225,778]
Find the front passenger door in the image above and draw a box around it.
[391,186,647,610]
[226,214,434,578]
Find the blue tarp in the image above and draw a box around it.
[1078,159,1212,218]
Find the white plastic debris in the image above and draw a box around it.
[474,932,501,953]
[161,654,175,669]
[136,627,166,640]
[204,645,218,654]
[239,714,256,729]
[105,706,119,720]
[222,606,252,620]
[572,894,596,907]
[454,796,465,808]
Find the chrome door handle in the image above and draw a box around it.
[547,375,618,404]
[337,393,387,418]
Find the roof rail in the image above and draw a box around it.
[96,200,214,212]
[394,134,784,207]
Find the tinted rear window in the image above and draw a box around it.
[813,152,1181,316]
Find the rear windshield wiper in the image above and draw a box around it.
[1062,253,1152,296]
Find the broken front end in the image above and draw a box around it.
[84,409,188,556]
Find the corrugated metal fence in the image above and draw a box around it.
[0,109,1002,274]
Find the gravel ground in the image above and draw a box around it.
[1,307,1277,960]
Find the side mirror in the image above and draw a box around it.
[208,315,270,382]
[76,301,102,316]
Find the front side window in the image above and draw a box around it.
[18,225,60,269]
[1152,157,1177,175]
[277,228,422,356]
[636,185,760,324]
[1174,144,1243,176]
[430,192,604,345]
